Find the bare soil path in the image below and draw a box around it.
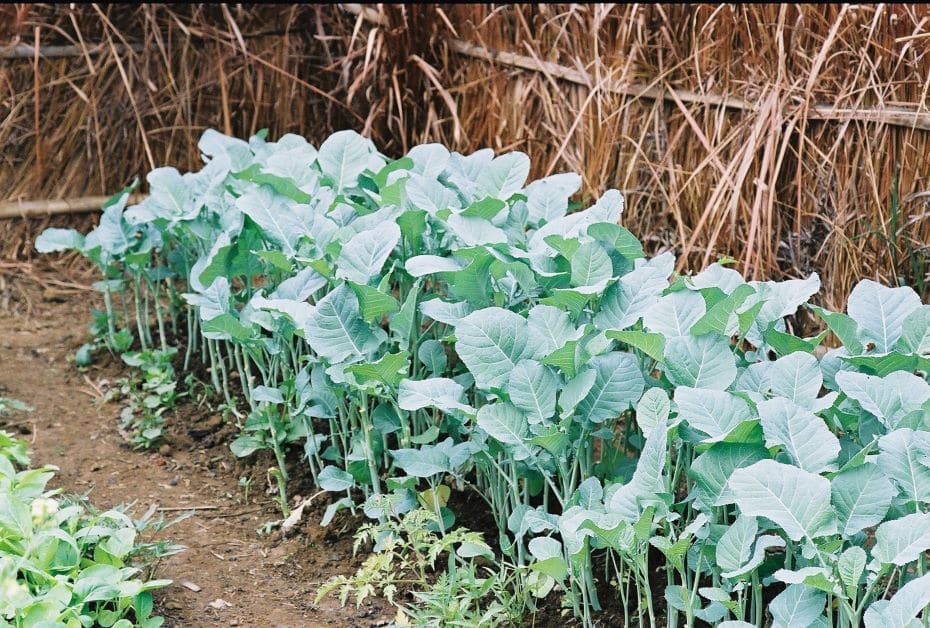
[0,275,391,627]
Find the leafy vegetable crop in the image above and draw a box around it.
[37,129,930,626]
[0,426,175,627]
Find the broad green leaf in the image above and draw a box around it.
[809,305,863,355]
[236,186,306,256]
[391,445,450,478]
[346,351,410,387]
[558,368,597,418]
[715,515,757,575]
[831,463,894,536]
[863,573,930,628]
[690,442,769,511]
[675,387,753,443]
[397,378,473,414]
[898,305,930,354]
[766,351,823,408]
[758,398,839,473]
[608,419,669,520]
[336,222,401,284]
[570,241,613,288]
[592,255,672,331]
[877,428,930,504]
[508,360,558,423]
[575,352,644,423]
[724,460,837,541]
[454,307,540,390]
[318,465,355,492]
[318,130,379,191]
[418,298,471,327]
[837,546,867,598]
[872,512,930,566]
[635,388,670,439]
[304,285,383,362]
[527,305,580,355]
[607,330,666,362]
[836,371,930,429]
[476,151,530,200]
[477,402,534,460]
[663,335,737,390]
[644,290,706,337]
[847,279,921,353]
[35,228,84,253]
[446,214,507,246]
[691,284,755,337]
[769,584,826,628]
[417,340,447,375]
[405,255,463,277]
[348,281,400,323]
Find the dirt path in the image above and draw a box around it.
[0,279,391,627]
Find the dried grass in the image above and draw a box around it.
[4,4,930,308]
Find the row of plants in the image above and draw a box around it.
[37,129,930,626]
[0,400,177,627]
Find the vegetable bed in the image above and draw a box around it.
[34,129,930,627]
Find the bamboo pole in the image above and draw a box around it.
[0,195,145,219]
[0,43,144,59]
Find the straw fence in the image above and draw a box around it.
[3,4,930,308]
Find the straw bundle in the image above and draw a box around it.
[4,4,930,308]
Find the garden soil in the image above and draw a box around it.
[0,270,393,627]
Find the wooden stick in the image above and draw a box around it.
[0,194,145,219]
[156,505,220,512]
[339,4,930,132]
[0,43,143,59]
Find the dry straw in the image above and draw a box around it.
[3,4,930,309]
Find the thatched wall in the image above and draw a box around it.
[4,4,930,308]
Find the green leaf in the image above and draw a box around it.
[476,151,530,200]
[405,255,463,277]
[877,428,930,504]
[397,378,473,414]
[809,305,863,354]
[461,197,505,220]
[758,398,839,473]
[675,387,753,443]
[304,285,383,362]
[691,284,755,337]
[36,228,85,253]
[837,546,867,599]
[570,241,613,288]
[201,313,252,342]
[607,330,666,362]
[847,279,921,353]
[836,371,930,429]
[318,465,355,492]
[872,512,930,566]
[508,360,558,423]
[690,442,769,511]
[766,351,823,408]
[897,305,930,354]
[527,305,580,355]
[644,291,706,337]
[575,352,644,424]
[715,515,757,575]
[318,130,379,191]
[348,281,400,323]
[454,307,540,391]
[635,388,670,439]
[863,573,930,628]
[336,223,401,284]
[663,335,737,390]
[477,403,534,460]
[236,186,306,256]
[346,351,410,387]
[417,340,447,375]
[769,585,826,628]
[592,256,671,331]
[724,460,837,541]
[831,463,894,536]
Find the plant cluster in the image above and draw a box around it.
[37,129,930,626]
[106,348,180,449]
[0,422,176,627]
